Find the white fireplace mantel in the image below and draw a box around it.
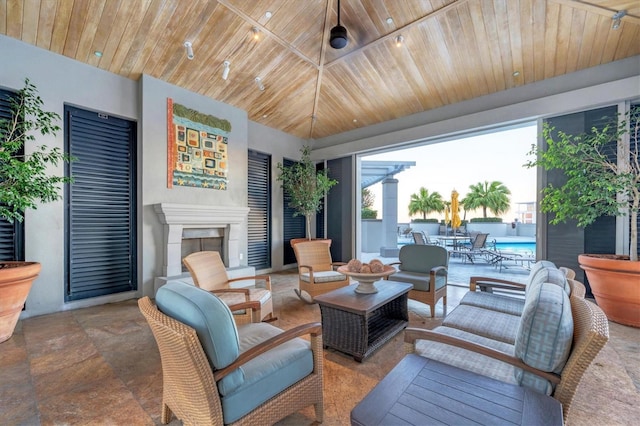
[154,203,250,276]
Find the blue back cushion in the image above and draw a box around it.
[515,282,573,394]
[398,244,448,273]
[155,281,244,390]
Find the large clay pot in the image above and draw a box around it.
[0,262,41,343]
[578,254,640,328]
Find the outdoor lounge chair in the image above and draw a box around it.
[483,247,536,272]
[452,232,489,263]
[183,251,274,324]
[139,281,324,425]
[411,231,440,245]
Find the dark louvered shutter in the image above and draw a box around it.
[0,88,24,261]
[315,162,325,239]
[282,158,305,265]
[248,150,271,269]
[65,106,137,301]
[544,105,617,297]
[327,156,353,262]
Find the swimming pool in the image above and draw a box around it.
[494,242,536,253]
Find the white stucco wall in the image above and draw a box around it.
[1,35,139,317]
[1,35,306,318]
[140,75,250,297]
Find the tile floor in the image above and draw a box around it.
[1,263,639,425]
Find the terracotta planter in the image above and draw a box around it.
[578,254,640,328]
[0,262,41,343]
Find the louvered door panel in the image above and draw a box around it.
[282,158,305,265]
[65,107,137,301]
[544,105,617,297]
[0,88,24,262]
[248,150,271,269]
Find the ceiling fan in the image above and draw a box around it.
[330,0,348,49]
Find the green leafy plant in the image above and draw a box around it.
[408,187,444,219]
[527,109,639,261]
[277,146,338,240]
[462,181,511,218]
[0,79,74,223]
[361,187,377,219]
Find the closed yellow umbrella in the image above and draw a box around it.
[451,190,461,232]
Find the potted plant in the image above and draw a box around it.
[527,108,639,327]
[277,146,337,243]
[0,79,73,342]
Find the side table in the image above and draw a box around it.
[351,354,563,425]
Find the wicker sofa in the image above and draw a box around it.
[404,261,609,422]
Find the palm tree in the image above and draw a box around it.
[463,181,511,218]
[408,187,445,219]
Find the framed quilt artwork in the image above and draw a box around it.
[167,98,232,190]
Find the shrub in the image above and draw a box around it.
[469,217,503,223]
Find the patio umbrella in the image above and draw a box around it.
[451,190,461,232]
[444,205,450,236]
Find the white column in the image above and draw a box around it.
[380,177,400,257]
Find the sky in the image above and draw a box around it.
[362,123,538,223]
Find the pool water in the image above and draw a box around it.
[494,242,536,253]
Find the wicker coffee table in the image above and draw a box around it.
[314,280,412,362]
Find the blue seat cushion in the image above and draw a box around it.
[442,304,521,344]
[155,281,245,395]
[221,323,314,424]
[391,270,446,292]
[459,291,525,316]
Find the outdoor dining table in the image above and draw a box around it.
[436,235,471,250]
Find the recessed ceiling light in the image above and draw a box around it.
[513,71,520,77]
[94,51,103,57]
[265,11,272,19]
[386,17,393,25]
[352,119,358,123]
[262,114,268,118]
[252,27,260,41]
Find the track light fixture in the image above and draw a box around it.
[612,10,627,30]
[255,77,265,91]
[395,35,404,47]
[252,27,260,41]
[183,41,194,60]
[222,61,230,80]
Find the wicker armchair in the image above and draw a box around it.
[139,282,324,425]
[292,240,348,303]
[183,251,274,324]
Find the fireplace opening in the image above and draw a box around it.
[181,228,225,272]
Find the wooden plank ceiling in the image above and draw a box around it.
[1,0,638,140]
